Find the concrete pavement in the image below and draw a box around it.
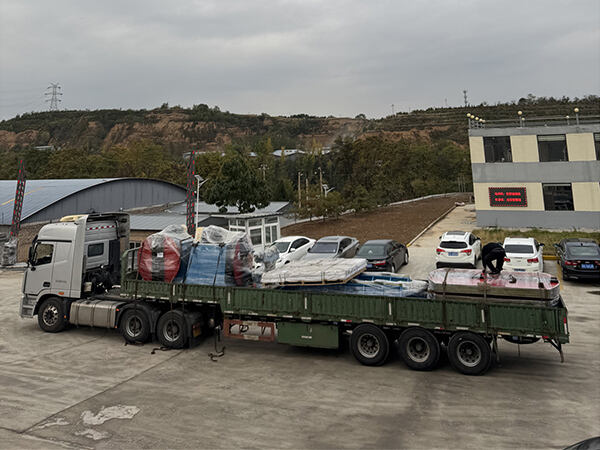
[0,206,598,449]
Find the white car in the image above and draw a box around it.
[503,237,544,272]
[270,236,315,268]
[436,231,481,268]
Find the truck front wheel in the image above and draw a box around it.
[38,297,67,333]
[397,328,440,371]
[448,332,492,375]
[350,324,389,366]
[120,309,151,344]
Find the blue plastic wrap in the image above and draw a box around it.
[184,244,228,285]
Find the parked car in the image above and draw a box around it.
[502,237,544,272]
[435,231,481,268]
[270,236,315,268]
[355,239,408,272]
[554,238,600,280]
[304,236,359,260]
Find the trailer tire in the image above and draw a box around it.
[157,311,187,349]
[448,332,491,375]
[397,328,440,371]
[350,324,389,366]
[37,297,67,333]
[120,309,151,344]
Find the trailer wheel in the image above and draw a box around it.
[397,328,440,371]
[448,332,492,375]
[37,297,66,333]
[157,311,187,349]
[350,324,389,366]
[120,309,151,344]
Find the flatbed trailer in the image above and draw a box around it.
[20,213,569,376]
[115,248,569,375]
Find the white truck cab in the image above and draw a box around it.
[20,213,129,323]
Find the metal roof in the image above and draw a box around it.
[0,178,185,225]
[167,201,290,215]
[129,213,211,231]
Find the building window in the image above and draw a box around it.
[595,133,600,160]
[542,184,574,211]
[483,137,512,162]
[538,135,568,162]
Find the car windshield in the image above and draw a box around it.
[357,245,386,258]
[271,241,290,253]
[310,242,338,254]
[504,244,534,254]
[440,241,467,249]
[568,245,600,257]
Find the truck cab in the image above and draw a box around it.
[20,213,129,321]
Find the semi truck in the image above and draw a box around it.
[19,213,569,376]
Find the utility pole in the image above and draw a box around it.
[319,166,323,197]
[391,104,395,116]
[463,90,468,108]
[305,176,309,203]
[297,171,302,209]
[259,164,266,180]
[45,83,62,111]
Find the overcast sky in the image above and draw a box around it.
[0,0,598,120]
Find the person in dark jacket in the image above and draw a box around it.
[481,242,506,274]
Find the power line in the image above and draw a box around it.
[45,83,62,111]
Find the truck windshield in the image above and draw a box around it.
[310,242,338,254]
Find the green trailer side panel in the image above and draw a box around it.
[310,293,387,321]
[391,297,444,327]
[444,300,484,330]
[277,322,339,349]
[488,304,566,337]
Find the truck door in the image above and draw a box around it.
[50,241,74,296]
[24,241,55,297]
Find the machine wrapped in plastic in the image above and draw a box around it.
[137,225,192,282]
[184,226,254,287]
[428,268,560,304]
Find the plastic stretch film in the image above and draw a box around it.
[137,225,192,282]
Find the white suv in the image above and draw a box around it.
[503,237,544,272]
[436,231,481,268]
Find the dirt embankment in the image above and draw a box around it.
[282,194,471,245]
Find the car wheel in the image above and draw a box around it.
[390,263,396,273]
[562,268,570,281]
[403,251,409,266]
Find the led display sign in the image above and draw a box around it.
[488,187,527,207]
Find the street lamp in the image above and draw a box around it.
[517,110,524,128]
[574,107,580,125]
[194,175,209,235]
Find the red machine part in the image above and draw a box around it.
[137,234,182,282]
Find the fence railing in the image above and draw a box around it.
[469,114,600,129]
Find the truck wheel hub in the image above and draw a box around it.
[126,317,143,337]
[42,305,59,326]
[457,341,481,367]
[407,337,430,362]
[358,333,379,358]
[163,320,181,342]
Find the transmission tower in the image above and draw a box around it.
[45,83,62,111]
[463,90,468,107]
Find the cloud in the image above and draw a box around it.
[0,0,598,120]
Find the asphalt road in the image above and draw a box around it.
[0,206,598,449]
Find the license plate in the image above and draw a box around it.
[581,264,594,269]
[448,252,458,256]
[514,268,525,272]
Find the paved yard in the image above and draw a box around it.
[0,206,598,449]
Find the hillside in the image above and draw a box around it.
[0,95,597,154]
